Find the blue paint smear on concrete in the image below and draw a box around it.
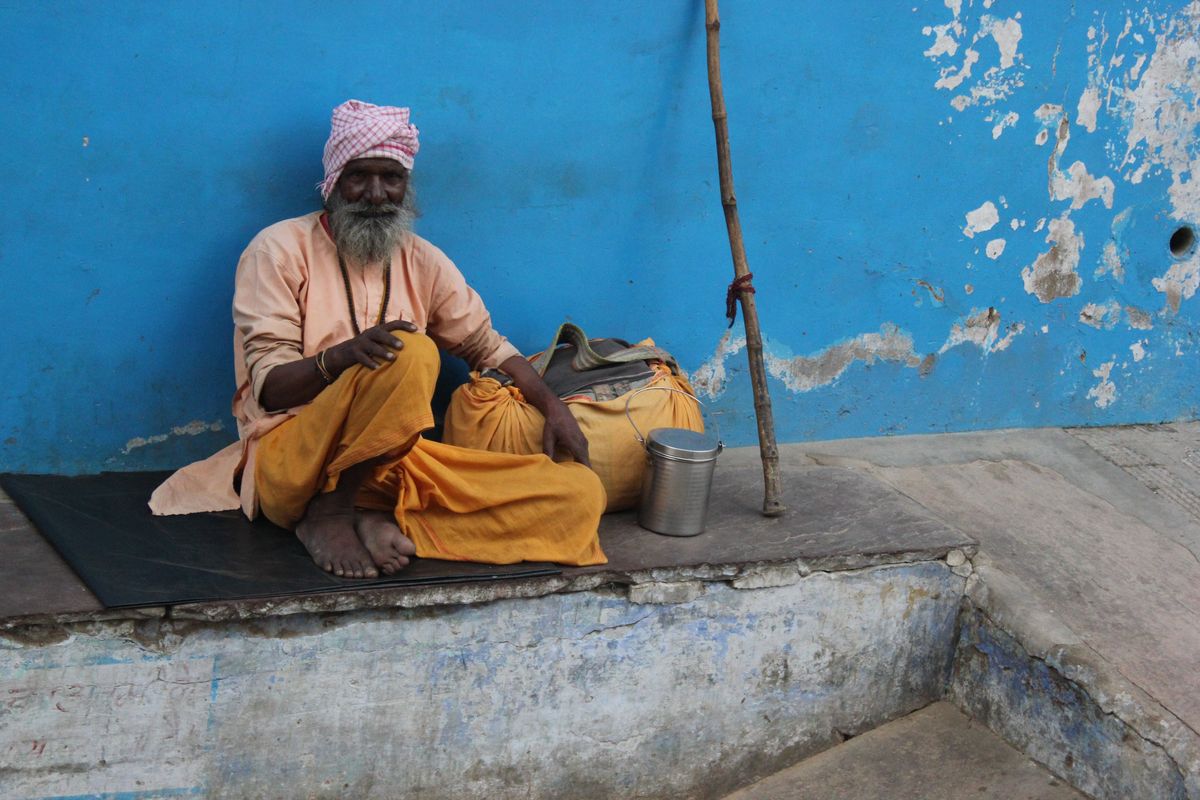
[1,1,1197,472]
[952,607,1188,799]
[38,788,205,800]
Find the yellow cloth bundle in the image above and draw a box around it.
[444,363,704,512]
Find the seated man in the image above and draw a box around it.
[151,100,606,578]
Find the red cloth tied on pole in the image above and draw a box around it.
[725,272,755,328]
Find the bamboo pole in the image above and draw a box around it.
[704,0,785,517]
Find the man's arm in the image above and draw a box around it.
[259,320,417,412]
[500,355,591,467]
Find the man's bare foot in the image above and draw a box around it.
[296,492,379,579]
[355,510,416,575]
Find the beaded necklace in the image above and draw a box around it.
[338,253,391,335]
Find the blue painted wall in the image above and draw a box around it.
[2,1,1197,473]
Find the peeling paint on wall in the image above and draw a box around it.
[924,2,1024,112]
[1104,2,1200,219]
[1078,300,1122,330]
[1021,214,1084,302]
[122,421,225,454]
[690,332,746,399]
[692,326,925,399]
[1087,361,1118,408]
[1151,251,1200,313]
[990,110,1018,139]
[763,326,922,394]
[963,201,1000,238]
[938,308,1023,355]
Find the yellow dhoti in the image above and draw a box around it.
[254,332,607,567]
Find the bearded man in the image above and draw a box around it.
[150,100,606,578]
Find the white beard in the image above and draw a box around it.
[325,187,418,265]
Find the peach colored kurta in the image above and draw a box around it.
[149,212,519,518]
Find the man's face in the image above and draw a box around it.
[325,157,417,265]
[336,157,409,207]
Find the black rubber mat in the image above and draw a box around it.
[0,471,560,609]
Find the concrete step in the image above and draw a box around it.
[723,702,1086,800]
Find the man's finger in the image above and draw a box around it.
[364,342,396,361]
[367,330,406,349]
[354,348,379,369]
[384,319,418,332]
[570,440,592,468]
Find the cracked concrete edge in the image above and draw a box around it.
[0,546,969,629]
[0,559,965,651]
[0,605,166,631]
[963,562,1200,791]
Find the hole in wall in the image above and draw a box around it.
[1170,225,1195,258]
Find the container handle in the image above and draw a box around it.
[623,385,722,447]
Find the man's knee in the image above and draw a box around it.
[362,331,439,388]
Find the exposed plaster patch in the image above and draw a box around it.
[979,15,1023,69]
[1124,306,1153,330]
[122,420,225,454]
[923,21,963,58]
[939,307,1024,355]
[963,201,1000,238]
[690,331,745,398]
[1130,340,1148,362]
[1043,108,1115,210]
[1151,250,1200,314]
[991,323,1025,352]
[1021,214,1084,303]
[1094,2,1200,220]
[985,239,1006,259]
[926,6,1024,111]
[1087,361,1117,409]
[1128,53,1147,82]
[762,325,922,393]
[1034,103,1064,124]
[1078,300,1122,330]
[1051,161,1116,210]
[1076,87,1102,133]
[1097,241,1125,282]
[991,111,1019,139]
[936,47,980,91]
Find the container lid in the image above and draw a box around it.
[645,427,722,461]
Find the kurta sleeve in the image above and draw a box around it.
[232,245,306,403]
[423,245,521,370]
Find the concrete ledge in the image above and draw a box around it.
[0,562,965,800]
[0,464,973,629]
[950,593,1197,799]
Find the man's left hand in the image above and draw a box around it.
[499,354,592,468]
[542,403,591,467]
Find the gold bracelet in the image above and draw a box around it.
[315,349,335,384]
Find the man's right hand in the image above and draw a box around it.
[259,319,419,412]
[327,319,419,373]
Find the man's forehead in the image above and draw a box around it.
[342,157,410,175]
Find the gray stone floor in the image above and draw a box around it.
[774,424,1200,744]
[724,701,1086,800]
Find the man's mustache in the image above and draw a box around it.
[342,202,401,218]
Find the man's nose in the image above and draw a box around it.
[365,176,387,204]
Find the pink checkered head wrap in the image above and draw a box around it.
[318,100,420,200]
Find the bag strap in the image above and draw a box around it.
[529,322,679,376]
